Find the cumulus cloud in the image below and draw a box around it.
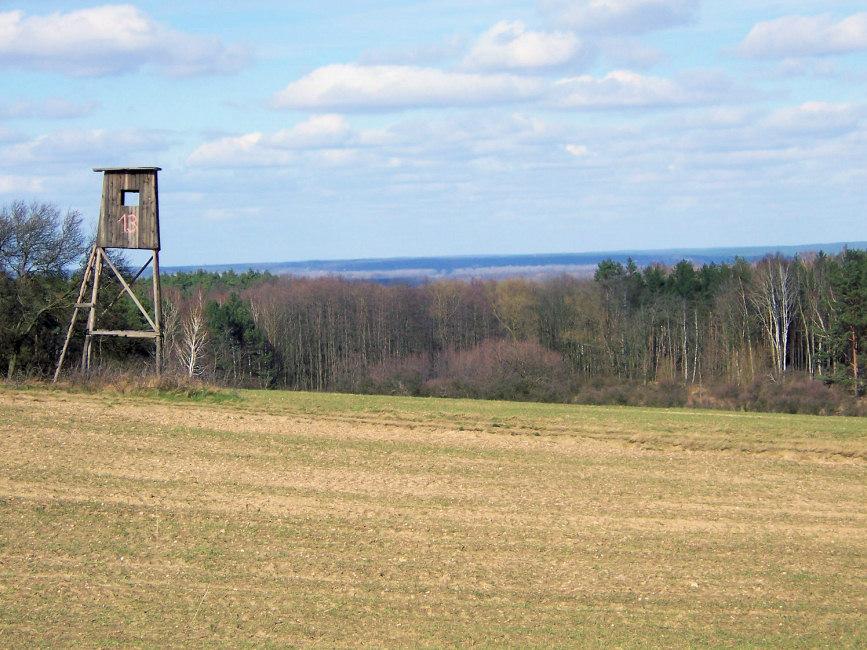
[0,5,249,76]
[189,137,364,169]
[463,20,590,71]
[183,102,865,251]
[0,129,170,166]
[270,62,741,113]
[774,58,840,79]
[541,0,699,34]
[188,115,362,167]
[0,98,98,119]
[739,12,867,59]
[272,114,353,148]
[187,133,272,168]
[550,70,730,109]
[271,64,545,111]
[189,113,566,169]
[763,102,864,136]
[384,113,563,159]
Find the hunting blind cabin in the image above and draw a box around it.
[54,167,164,381]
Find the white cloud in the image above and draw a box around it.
[739,12,867,59]
[551,70,725,109]
[774,58,840,79]
[0,129,169,166]
[272,114,352,148]
[565,144,590,156]
[189,115,360,167]
[763,102,864,136]
[375,113,563,163]
[463,20,589,71]
[189,113,565,170]
[271,64,544,111]
[541,0,699,34]
[0,5,248,76]
[177,104,866,257]
[0,174,44,194]
[187,133,271,168]
[673,107,757,130]
[186,102,867,229]
[202,207,263,223]
[0,98,98,119]
[271,62,742,113]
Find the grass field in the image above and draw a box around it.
[1,385,865,647]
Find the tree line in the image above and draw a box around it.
[1,201,865,414]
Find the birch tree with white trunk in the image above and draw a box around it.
[178,292,208,378]
[750,257,797,377]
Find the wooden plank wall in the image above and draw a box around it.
[96,172,160,250]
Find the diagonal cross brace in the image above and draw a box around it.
[101,255,153,317]
[100,251,158,332]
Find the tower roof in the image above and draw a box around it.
[93,167,162,172]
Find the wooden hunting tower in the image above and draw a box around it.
[54,167,164,380]
[97,167,160,250]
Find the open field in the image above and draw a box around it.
[0,385,865,647]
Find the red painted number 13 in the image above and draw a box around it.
[118,212,138,234]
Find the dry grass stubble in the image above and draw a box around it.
[0,387,864,646]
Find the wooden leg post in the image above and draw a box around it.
[55,245,163,380]
[83,247,104,373]
[152,249,163,376]
[53,246,97,382]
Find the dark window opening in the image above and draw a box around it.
[122,190,140,207]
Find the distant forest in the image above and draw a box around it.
[2,201,865,415]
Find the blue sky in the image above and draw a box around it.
[0,1,865,266]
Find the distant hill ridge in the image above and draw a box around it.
[164,241,866,282]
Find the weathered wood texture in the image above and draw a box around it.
[91,330,160,338]
[54,167,164,379]
[53,247,97,382]
[96,170,160,250]
[152,250,163,375]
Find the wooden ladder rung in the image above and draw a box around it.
[75,302,94,308]
[91,330,159,338]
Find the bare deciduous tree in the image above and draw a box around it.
[177,292,208,378]
[0,201,85,279]
[750,256,797,377]
[0,201,87,378]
